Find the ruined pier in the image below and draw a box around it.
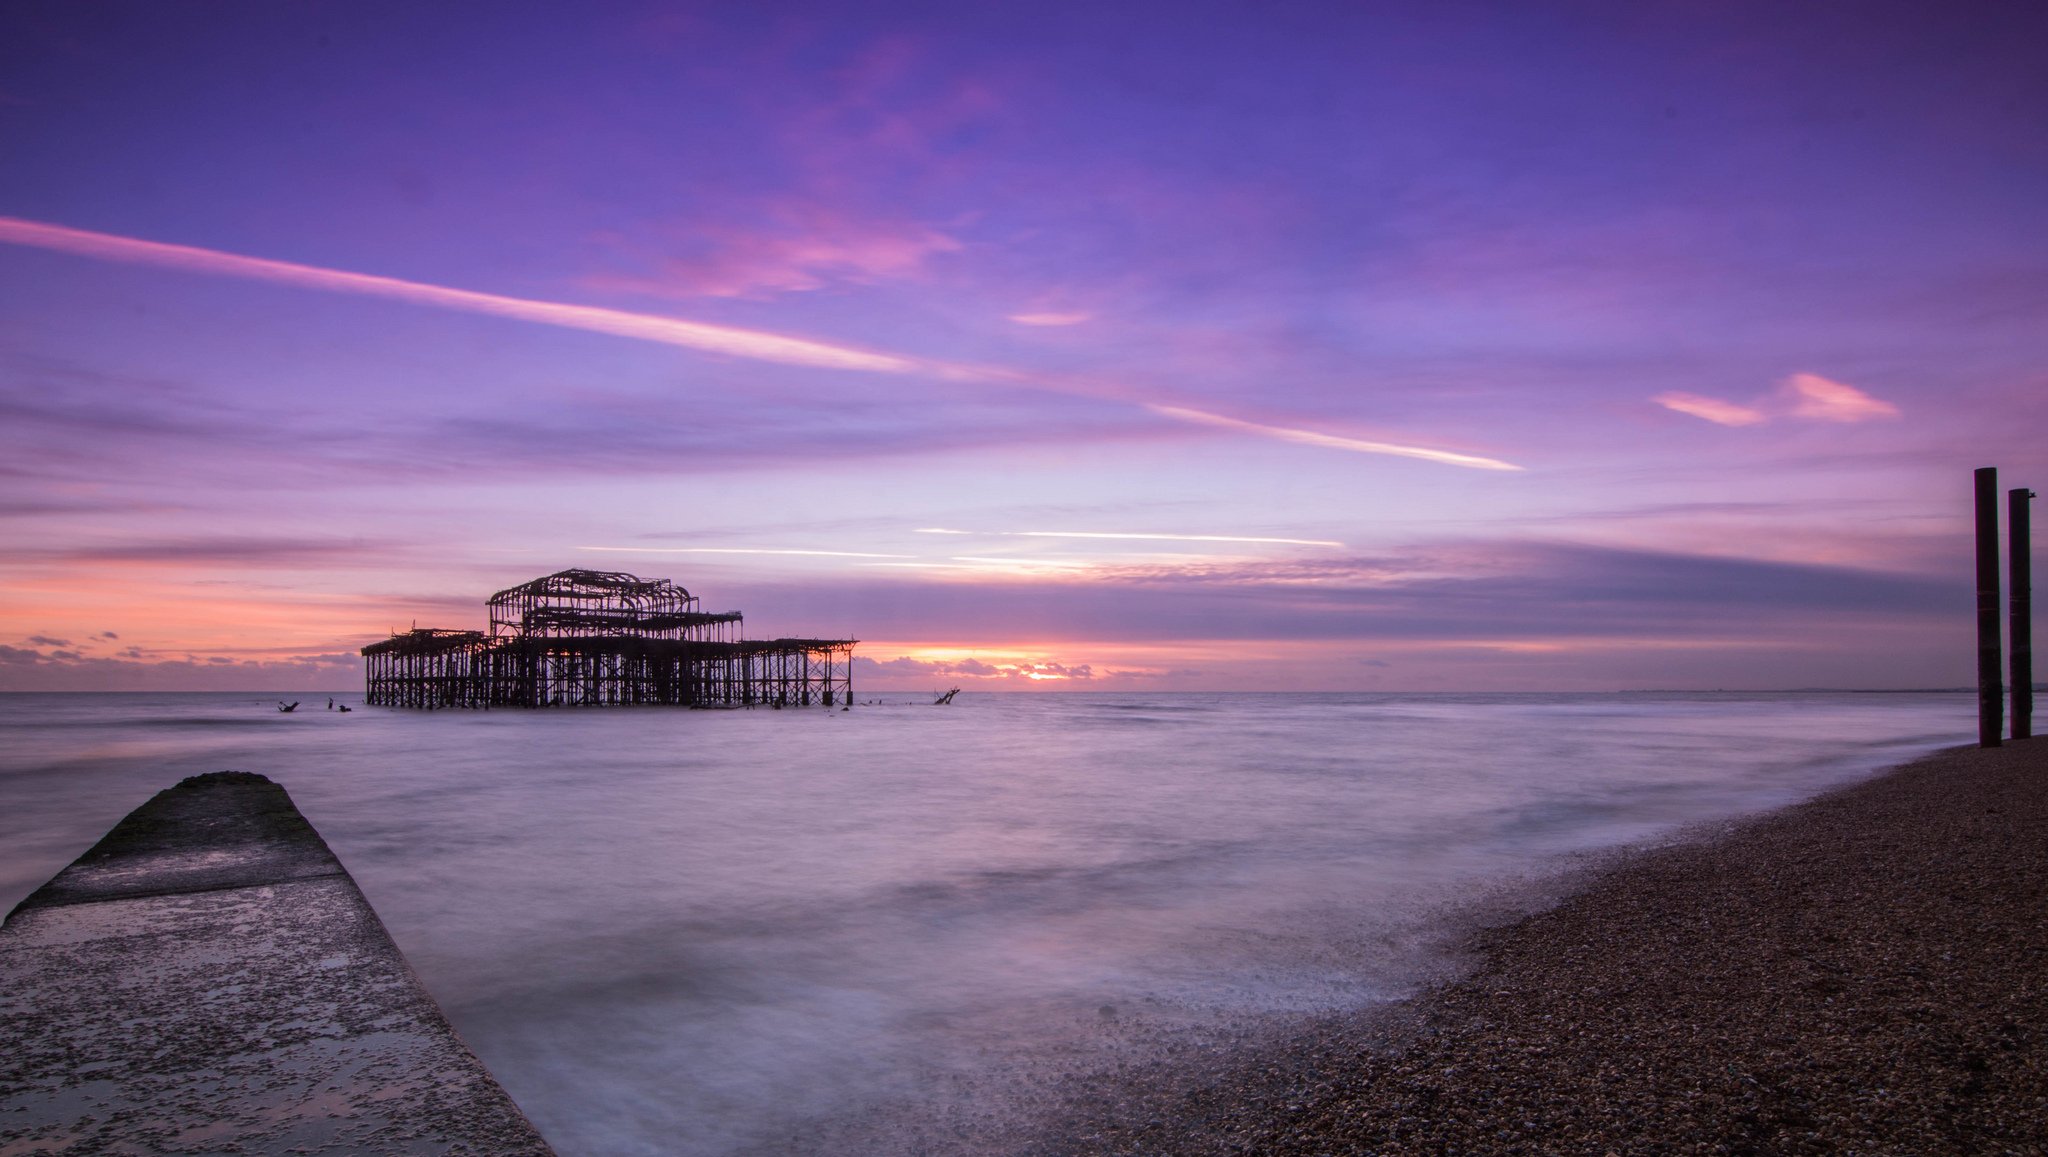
[363,568,856,709]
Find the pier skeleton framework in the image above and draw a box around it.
[362,569,854,709]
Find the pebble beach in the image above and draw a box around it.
[1047,737,2048,1155]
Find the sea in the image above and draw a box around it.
[0,690,1972,1155]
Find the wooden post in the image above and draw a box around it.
[2014,487,2035,741]
[1976,467,2003,747]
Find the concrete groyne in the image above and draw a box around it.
[0,771,554,1154]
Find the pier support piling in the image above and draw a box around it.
[362,569,855,710]
[1976,467,2003,747]
[2014,487,2035,741]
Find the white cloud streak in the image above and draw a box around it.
[581,546,912,558]
[948,556,1093,572]
[1144,405,1525,471]
[2,215,1527,471]
[915,529,1347,547]
[1007,311,1094,326]
[0,216,918,373]
[1010,530,1344,547]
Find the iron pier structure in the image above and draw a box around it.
[362,569,856,709]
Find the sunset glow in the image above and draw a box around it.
[1,2,2041,692]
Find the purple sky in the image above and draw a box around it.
[2,0,2043,691]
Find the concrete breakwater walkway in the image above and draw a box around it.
[0,771,554,1155]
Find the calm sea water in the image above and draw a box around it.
[0,690,1970,1154]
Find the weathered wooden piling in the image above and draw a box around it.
[0,772,554,1154]
[1976,467,2003,747]
[2014,487,2035,741]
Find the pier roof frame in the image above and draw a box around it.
[359,628,486,658]
[486,568,740,640]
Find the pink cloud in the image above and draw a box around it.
[1652,392,1768,426]
[1008,311,1094,327]
[1652,373,1899,427]
[1781,373,1901,422]
[612,208,963,299]
[579,35,1008,304]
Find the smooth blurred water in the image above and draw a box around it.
[0,690,1970,1154]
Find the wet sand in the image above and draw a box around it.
[1053,738,2048,1155]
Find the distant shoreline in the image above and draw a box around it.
[0,686,2013,696]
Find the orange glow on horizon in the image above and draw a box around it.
[0,568,440,660]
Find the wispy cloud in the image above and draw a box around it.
[1007,311,1093,326]
[1783,373,1901,422]
[2,216,1524,471]
[943,556,1095,575]
[581,546,912,558]
[1654,373,1899,427]
[0,216,918,373]
[915,527,1345,547]
[0,346,1147,489]
[41,536,388,567]
[1144,405,1526,472]
[854,652,1097,683]
[0,644,362,693]
[1651,392,1767,427]
[740,539,1956,647]
[597,203,963,299]
[1013,530,1343,547]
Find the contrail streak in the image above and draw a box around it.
[0,216,916,373]
[1145,405,1525,472]
[0,215,1525,471]
[915,528,1346,547]
[1009,530,1346,547]
[580,546,911,558]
